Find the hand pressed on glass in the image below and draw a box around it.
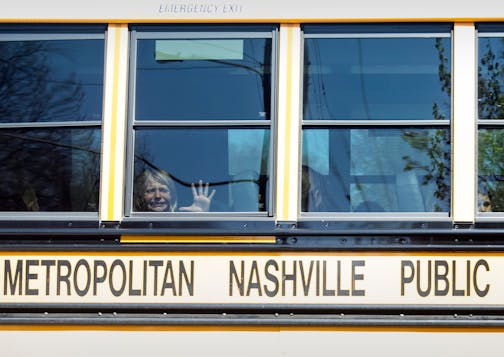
[179,180,216,212]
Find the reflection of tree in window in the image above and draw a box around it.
[478,37,504,211]
[0,41,101,211]
[401,38,451,212]
[0,129,100,211]
[0,42,87,123]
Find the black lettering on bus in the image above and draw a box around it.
[73,259,91,297]
[434,260,449,296]
[143,260,148,296]
[93,260,107,296]
[336,261,348,296]
[41,260,55,295]
[4,260,23,295]
[316,261,320,296]
[128,260,141,296]
[299,260,314,296]
[466,260,472,296]
[25,260,39,296]
[352,260,365,296]
[452,260,465,296]
[179,260,194,296]
[282,260,297,296]
[109,259,126,297]
[324,261,336,296]
[149,260,163,296]
[417,260,432,297]
[474,259,490,297]
[401,260,414,296]
[229,260,244,296]
[246,260,262,296]
[161,260,176,296]
[264,259,279,297]
[57,260,72,296]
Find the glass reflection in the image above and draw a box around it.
[133,128,270,212]
[478,37,504,119]
[0,40,104,123]
[303,37,451,120]
[135,38,272,120]
[478,128,504,212]
[302,128,450,212]
[0,128,101,211]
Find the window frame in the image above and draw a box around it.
[0,24,106,220]
[124,25,278,220]
[299,23,453,221]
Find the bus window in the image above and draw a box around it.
[477,23,504,213]
[0,25,105,212]
[126,25,276,216]
[301,24,452,214]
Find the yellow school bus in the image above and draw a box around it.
[1,0,504,355]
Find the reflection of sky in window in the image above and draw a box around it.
[155,39,244,60]
[135,38,271,120]
[304,37,451,120]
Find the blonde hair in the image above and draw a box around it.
[134,169,178,212]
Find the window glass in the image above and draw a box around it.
[0,128,101,211]
[478,25,504,212]
[133,128,270,213]
[478,128,504,212]
[302,24,452,216]
[155,39,245,60]
[0,26,104,214]
[303,37,451,120]
[0,40,104,123]
[135,37,272,121]
[478,37,504,119]
[302,128,451,212]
